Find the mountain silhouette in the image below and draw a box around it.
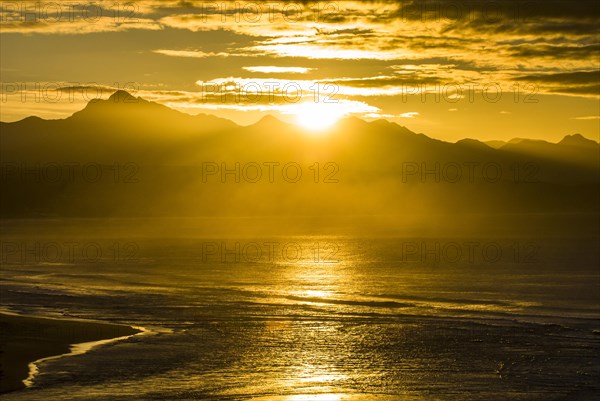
[71,90,236,133]
[1,91,598,218]
[499,134,599,169]
[559,133,599,147]
[108,90,137,102]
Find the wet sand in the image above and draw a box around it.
[0,312,141,393]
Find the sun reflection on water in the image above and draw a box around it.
[253,240,358,400]
[298,374,340,383]
[293,290,333,299]
[286,394,344,401]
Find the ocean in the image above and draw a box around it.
[1,218,599,400]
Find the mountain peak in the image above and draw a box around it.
[485,140,507,149]
[253,115,287,127]
[108,90,137,103]
[341,116,367,124]
[559,133,598,147]
[456,138,491,149]
[260,114,281,122]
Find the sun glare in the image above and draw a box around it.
[293,102,345,131]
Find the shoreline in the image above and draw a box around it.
[0,311,146,393]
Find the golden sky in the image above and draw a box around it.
[1,0,599,141]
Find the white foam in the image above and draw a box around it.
[23,325,150,388]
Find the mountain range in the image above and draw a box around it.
[1,91,598,220]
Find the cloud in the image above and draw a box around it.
[571,116,600,120]
[249,41,412,60]
[0,18,161,34]
[399,112,419,118]
[194,76,411,99]
[508,43,600,59]
[323,75,443,88]
[516,71,600,84]
[153,49,230,58]
[2,0,598,107]
[242,66,314,74]
[364,113,397,119]
[515,71,600,96]
[192,74,464,99]
[165,97,379,119]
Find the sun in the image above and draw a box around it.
[293,102,345,131]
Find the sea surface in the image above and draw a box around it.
[1,218,599,401]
